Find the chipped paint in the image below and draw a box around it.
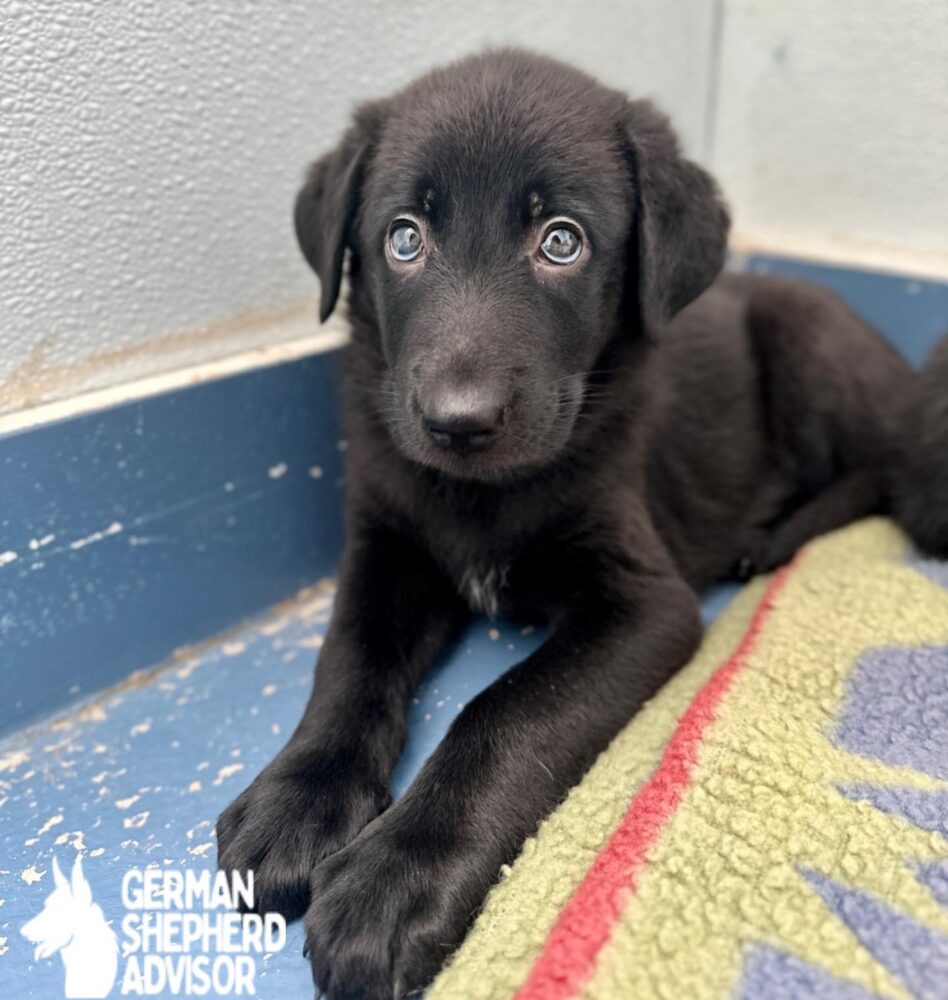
[78,704,108,723]
[186,820,212,840]
[176,660,200,680]
[28,534,55,551]
[0,750,29,773]
[21,865,45,885]
[115,795,140,810]
[212,764,245,785]
[0,551,19,568]
[261,684,277,697]
[122,811,150,829]
[188,842,214,858]
[36,814,64,837]
[68,521,124,551]
[52,830,87,851]
[129,719,152,737]
[187,780,202,793]
[267,462,288,479]
[222,642,246,657]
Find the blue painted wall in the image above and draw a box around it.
[1,256,945,739]
[0,352,346,737]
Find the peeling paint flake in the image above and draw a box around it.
[188,842,214,857]
[69,521,124,551]
[0,550,19,567]
[115,795,140,810]
[0,749,29,773]
[123,811,150,829]
[212,763,244,785]
[37,813,64,836]
[54,830,87,850]
[78,703,108,723]
[21,865,45,885]
[176,660,199,679]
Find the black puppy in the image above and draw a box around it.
[217,50,913,999]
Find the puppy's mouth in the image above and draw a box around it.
[380,378,584,481]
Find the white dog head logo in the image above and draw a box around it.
[21,854,118,999]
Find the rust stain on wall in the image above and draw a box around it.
[0,299,316,416]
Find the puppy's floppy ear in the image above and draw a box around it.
[623,100,730,336]
[294,119,372,322]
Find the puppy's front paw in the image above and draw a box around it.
[305,821,480,1000]
[216,749,390,921]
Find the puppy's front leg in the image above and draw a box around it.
[216,516,466,920]
[304,547,701,1000]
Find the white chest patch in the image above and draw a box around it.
[458,565,509,618]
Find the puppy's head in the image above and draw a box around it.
[296,51,728,480]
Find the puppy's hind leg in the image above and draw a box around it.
[756,468,887,571]
[745,277,915,568]
[892,335,948,558]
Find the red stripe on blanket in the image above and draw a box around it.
[514,559,798,1000]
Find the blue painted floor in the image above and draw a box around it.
[0,577,735,999]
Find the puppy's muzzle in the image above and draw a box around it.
[419,386,507,453]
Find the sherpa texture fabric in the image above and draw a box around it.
[429,519,948,1000]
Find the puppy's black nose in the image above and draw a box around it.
[421,390,505,452]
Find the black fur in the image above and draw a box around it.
[892,335,948,556]
[217,50,914,999]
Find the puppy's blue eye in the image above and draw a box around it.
[540,223,582,265]
[389,222,423,262]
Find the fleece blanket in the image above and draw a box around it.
[429,519,948,1000]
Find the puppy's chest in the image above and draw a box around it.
[414,483,569,619]
[456,563,510,618]
[427,522,522,617]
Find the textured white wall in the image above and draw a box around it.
[0,0,715,416]
[4,1,946,418]
[713,0,948,275]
